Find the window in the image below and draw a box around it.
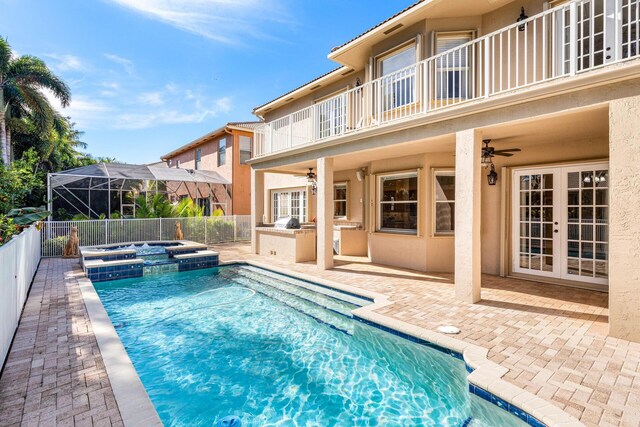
[239,136,252,164]
[377,41,417,111]
[218,138,226,166]
[434,32,474,100]
[167,159,172,167]
[272,189,307,222]
[176,160,180,168]
[195,148,201,170]
[378,172,419,234]
[334,182,348,218]
[434,170,455,235]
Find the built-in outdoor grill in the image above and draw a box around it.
[274,217,301,230]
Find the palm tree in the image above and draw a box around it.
[0,37,71,164]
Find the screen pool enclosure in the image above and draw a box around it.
[47,163,231,219]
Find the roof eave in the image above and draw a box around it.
[327,0,434,64]
[253,66,351,115]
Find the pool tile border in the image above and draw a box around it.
[230,260,585,427]
[77,274,163,427]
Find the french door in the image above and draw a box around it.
[555,0,640,75]
[512,163,609,286]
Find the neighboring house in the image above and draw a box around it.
[249,0,640,342]
[161,122,260,215]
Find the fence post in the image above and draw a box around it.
[204,217,208,245]
[233,215,237,242]
[159,218,163,241]
[104,219,108,245]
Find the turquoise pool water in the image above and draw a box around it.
[94,265,527,427]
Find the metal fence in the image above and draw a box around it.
[1,225,41,367]
[41,216,252,257]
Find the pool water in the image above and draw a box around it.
[94,265,527,427]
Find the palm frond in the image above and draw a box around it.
[13,85,54,134]
[0,37,12,77]
[7,56,71,106]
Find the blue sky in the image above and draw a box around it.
[0,0,415,164]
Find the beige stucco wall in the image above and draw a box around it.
[608,94,640,342]
[257,230,317,263]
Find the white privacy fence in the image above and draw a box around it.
[41,216,252,257]
[254,0,640,157]
[0,226,41,368]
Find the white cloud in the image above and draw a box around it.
[138,91,164,106]
[115,95,232,129]
[44,54,86,72]
[103,0,292,44]
[104,53,135,74]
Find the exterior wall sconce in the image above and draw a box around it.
[487,163,498,185]
[517,7,528,31]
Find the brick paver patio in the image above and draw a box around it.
[1,246,638,426]
[0,258,123,427]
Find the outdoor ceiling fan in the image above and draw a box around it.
[481,139,521,186]
[482,139,521,162]
[294,168,318,195]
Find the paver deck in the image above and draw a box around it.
[1,246,638,427]
[0,258,122,427]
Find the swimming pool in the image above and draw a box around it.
[94,265,528,427]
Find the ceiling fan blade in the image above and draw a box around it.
[493,152,515,157]
[494,148,521,153]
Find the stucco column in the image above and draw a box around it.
[317,157,334,270]
[455,129,482,303]
[609,95,640,342]
[251,168,265,255]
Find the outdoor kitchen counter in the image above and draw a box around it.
[255,226,317,263]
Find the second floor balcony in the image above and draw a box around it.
[254,0,640,159]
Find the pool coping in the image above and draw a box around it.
[227,260,585,427]
[77,274,163,427]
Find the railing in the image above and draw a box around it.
[1,225,41,367]
[41,216,252,257]
[254,0,640,157]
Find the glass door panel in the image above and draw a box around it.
[565,167,608,281]
[513,164,608,286]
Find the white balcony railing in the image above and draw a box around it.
[254,0,640,158]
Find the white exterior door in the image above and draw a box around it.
[512,163,609,286]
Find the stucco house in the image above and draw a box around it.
[161,122,260,215]
[248,0,640,342]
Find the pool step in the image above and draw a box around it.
[223,268,359,333]
[166,243,208,258]
[233,266,369,308]
[174,250,219,271]
[84,258,144,282]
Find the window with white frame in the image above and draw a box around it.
[434,31,474,100]
[218,138,226,166]
[167,159,173,167]
[176,160,180,168]
[239,136,252,164]
[433,170,455,234]
[334,182,348,218]
[377,41,417,111]
[272,189,307,222]
[378,172,418,234]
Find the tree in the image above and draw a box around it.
[0,37,71,164]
